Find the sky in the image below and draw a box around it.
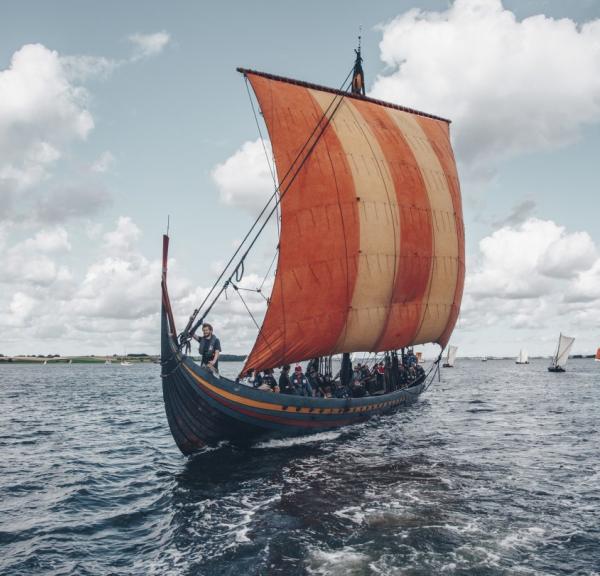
[1,0,600,358]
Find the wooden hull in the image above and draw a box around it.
[160,235,426,455]
[162,318,425,455]
[548,366,565,373]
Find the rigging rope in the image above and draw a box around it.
[181,67,355,347]
[245,78,280,239]
[232,283,276,357]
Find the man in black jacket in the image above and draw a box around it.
[192,323,221,372]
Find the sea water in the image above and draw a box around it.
[1,359,598,575]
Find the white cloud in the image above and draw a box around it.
[212,139,275,215]
[0,214,273,355]
[128,31,170,59]
[469,219,600,299]
[458,217,600,353]
[566,260,600,303]
[370,0,600,176]
[61,54,121,81]
[90,151,115,173]
[2,227,72,287]
[102,216,141,254]
[0,43,96,224]
[2,292,38,327]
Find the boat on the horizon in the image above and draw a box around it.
[548,333,575,373]
[516,349,529,364]
[160,45,465,455]
[443,345,458,368]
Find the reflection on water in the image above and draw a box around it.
[1,359,599,575]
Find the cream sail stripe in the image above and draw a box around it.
[386,109,459,344]
[309,89,400,352]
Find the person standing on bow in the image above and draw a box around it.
[192,323,221,372]
[291,365,313,397]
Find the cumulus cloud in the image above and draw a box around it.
[2,227,73,288]
[0,43,93,196]
[128,31,170,60]
[0,36,169,226]
[212,139,275,215]
[459,217,600,353]
[370,0,600,176]
[0,215,274,356]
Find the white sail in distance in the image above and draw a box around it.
[446,345,458,367]
[517,349,528,364]
[553,334,575,369]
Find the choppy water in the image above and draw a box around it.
[1,359,599,575]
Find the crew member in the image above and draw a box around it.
[192,323,221,372]
[291,365,313,397]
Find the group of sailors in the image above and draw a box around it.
[235,350,425,398]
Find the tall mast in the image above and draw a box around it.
[351,33,366,96]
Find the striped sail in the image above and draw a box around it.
[241,70,465,372]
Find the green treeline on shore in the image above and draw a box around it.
[0,353,246,364]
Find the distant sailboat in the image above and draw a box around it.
[481,356,488,362]
[548,333,575,373]
[43,360,47,365]
[120,360,132,366]
[516,349,529,364]
[595,348,600,362]
[443,345,458,368]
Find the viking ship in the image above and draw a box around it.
[443,345,458,368]
[161,46,465,455]
[548,333,575,373]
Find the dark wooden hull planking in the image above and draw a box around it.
[548,366,565,373]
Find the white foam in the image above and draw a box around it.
[306,547,370,575]
[254,431,342,449]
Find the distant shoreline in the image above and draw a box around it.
[0,353,247,364]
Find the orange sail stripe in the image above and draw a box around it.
[349,99,434,351]
[416,116,465,347]
[243,74,359,371]
[308,91,400,352]
[384,110,458,345]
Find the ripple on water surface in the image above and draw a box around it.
[1,360,599,575]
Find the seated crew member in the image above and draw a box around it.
[259,369,279,392]
[253,370,264,388]
[291,365,313,397]
[241,369,256,387]
[375,362,385,392]
[278,365,294,394]
[192,323,221,372]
